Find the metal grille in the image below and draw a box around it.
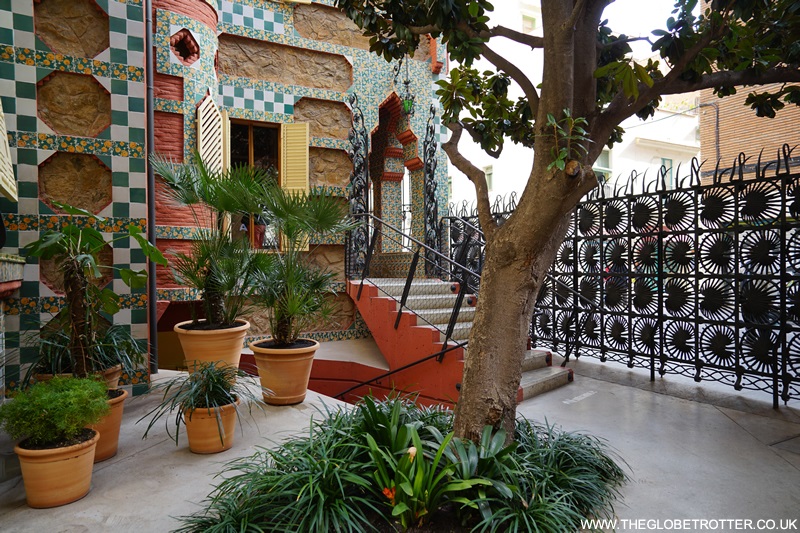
[444,147,800,406]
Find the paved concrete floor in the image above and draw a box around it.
[1,344,798,532]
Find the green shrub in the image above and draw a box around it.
[175,397,628,533]
[0,376,109,447]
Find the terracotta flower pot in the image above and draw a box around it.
[15,430,100,508]
[98,364,123,390]
[91,388,129,463]
[184,399,240,454]
[250,339,319,405]
[174,320,250,372]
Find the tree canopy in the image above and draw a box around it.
[337,0,800,440]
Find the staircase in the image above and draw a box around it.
[308,277,572,406]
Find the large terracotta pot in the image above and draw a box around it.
[91,388,129,463]
[15,430,100,508]
[174,320,250,372]
[184,399,240,454]
[250,339,319,406]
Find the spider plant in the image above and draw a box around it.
[138,361,266,448]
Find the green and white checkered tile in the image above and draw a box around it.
[10,8,34,50]
[106,1,145,67]
[219,84,294,114]
[219,1,285,34]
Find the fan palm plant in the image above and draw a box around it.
[151,153,275,329]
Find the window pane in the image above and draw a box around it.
[230,123,250,167]
[252,125,279,172]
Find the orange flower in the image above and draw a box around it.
[382,486,396,505]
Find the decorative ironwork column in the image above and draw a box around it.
[346,93,370,279]
[422,104,440,277]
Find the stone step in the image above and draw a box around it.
[371,278,458,297]
[521,349,551,372]
[519,366,573,400]
[433,321,472,341]
[404,293,462,310]
[415,306,476,326]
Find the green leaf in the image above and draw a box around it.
[392,502,410,516]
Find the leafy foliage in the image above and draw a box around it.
[251,188,353,346]
[0,376,109,447]
[138,361,266,447]
[175,396,627,533]
[22,324,146,386]
[23,202,165,378]
[151,154,275,327]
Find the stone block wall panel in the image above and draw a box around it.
[37,72,112,138]
[293,3,371,51]
[310,148,351,189]
[38,152,112,215]
[35,0,109,58]
[293,98,351,140]
[218,35,352,93]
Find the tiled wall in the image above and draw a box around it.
[0,0,450,391]
[0,0,149,394]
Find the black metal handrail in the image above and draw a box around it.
[352,213,480,351]
[333,340,467,400]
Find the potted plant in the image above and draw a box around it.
[21,202,165,463]
[150,153,274,371]
[138,361,266,454]
[23,202,166,380]
[248,186,353,405]
[0,376,109,507]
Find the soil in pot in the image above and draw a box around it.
[15,428,99,508]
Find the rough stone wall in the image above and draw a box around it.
[218,35,352,92]
[310,148,351,189]
[293,3,371,51]
[40,245,114,294]
[307,245,346,281]
[38,153,112,215]
[34,0,109,58]
[37,72,111,137]
[293,98,351,140]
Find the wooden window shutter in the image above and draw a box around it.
[281,122,310,251]
[196,95,226,175]
[0,98,17,202]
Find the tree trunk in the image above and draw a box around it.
[64,259,91,378]
[453,166,577,441]
[205,289,226,327]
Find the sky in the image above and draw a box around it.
[601,0,681,57]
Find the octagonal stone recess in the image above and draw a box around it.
[38,72,112,138]
[40,241,114,295]
[170,28,200,67]
[35,0,110,58]
[39,152,112,215]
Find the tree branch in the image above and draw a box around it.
[597,36,652,50]
[566,0,589,30]
[484,25,544,49]
[442,123,498,239]
[462,123,503,158]
[407,25,441,35]
[658,67,800,96]
[481,43,541,116]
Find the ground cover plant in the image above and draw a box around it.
[175,396,626,532]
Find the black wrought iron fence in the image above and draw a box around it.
[444,147,800,407]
